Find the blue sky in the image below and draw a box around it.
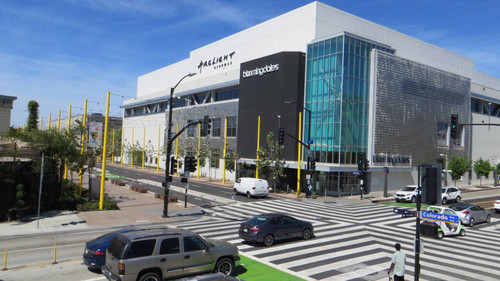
[2,0,499,127]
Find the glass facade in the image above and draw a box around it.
[305,34,394,165]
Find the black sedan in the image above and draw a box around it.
[239,213,314,246]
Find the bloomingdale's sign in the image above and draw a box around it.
[242,64,280,78]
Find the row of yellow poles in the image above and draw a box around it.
[2,238,59,270]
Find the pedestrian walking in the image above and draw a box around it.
[387,243,406,281]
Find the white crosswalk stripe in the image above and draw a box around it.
[172,199,500,281]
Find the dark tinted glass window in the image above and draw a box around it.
[269,217,281,225]
[282,216,298,224]
[160,238,180,255]
[126,239,156,259]
[107,236,129,259]
[248,216,269,225]
[183,236,207,252]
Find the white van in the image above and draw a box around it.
[233,178,270,198]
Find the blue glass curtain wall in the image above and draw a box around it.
[305,34,394,165]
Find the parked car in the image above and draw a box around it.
[449,203,491,227]
[420,206,465,239]
[233,177,269,198]
[83,228,141,271]
[239,213,313,246]
[494,198,500,213]
[101,228,240,281]
[394,185,419,203]
[441,186,462,204]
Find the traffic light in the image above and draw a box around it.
[310,158,316,171]
[203,115,212,136]
[278,127,285,145]
[184,156,197,172]
[170,157,178,175]
[357,152,365,172]
[363,158,369,171]
[450,114,458,143]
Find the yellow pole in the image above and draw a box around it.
[156,125,160,173]
[57,110,61,132]
[52,237,57,264]
[256,116,261,178]
[142,126,145,170]
[175,123,179,175]
[131,128,134,168]
[48,114,51,130]
[40,116,43,130]
[297,112,302,198]
[197,123,201,180]
[64,105,71,180]
[79,99,88,195]
[222,118,228,184]
[3,242,7,270]
[120,127,125,166]
[112,129,115,164]
[99,92,111,210]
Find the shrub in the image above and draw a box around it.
[77,200,119,212]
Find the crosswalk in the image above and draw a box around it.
[171,199,500,281]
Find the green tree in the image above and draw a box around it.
[256,132,286,191]
[224,149,239,172]
[448,156,471,187]
[473,158,493,187]
[27,100,39,131]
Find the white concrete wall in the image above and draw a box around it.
[0,108,11,133]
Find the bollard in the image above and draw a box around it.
[52,237,57,264]
[2,243,7,271]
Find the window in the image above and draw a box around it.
[183,236,207,252]
[212,118,221,137]
[126,239,156,259]
[437,122,448,146]
[227,117,237,137]
[187,120,195,137]
[210,149,220,168]
[160,238,180,255]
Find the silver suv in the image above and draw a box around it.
[101,228,239,281]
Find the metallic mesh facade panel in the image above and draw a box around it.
[373,51,471,167]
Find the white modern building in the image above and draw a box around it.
[122,1,500,195]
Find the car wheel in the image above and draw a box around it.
[486,214,491,223]
[410,197,416,203]
[302,228,312,240]
[442,198,448,205]
[139,272,161,281]
[214,257,235,275]
[459,229,466,236]
[263,234,274,246]
[469,218,475,227]
[456,196,461,203]
[436,231,444,239]
[246,192,252,198]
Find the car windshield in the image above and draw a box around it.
[401,186,416,191]
[449,204,469,211]
[247,216,269,225]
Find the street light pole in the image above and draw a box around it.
[162,73,196,218]
[440,153,448,186]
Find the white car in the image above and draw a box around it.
[494,198,500,213]
[441,187,461,204]
[394,185,419,203]
[233,178,270,198]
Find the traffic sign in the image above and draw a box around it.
[307,140,314,144]
[421,211,460,224]
[383,167,389,175]
[353,171,362,176]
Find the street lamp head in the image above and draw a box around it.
[187,73,196,77]
[284,99,294,104]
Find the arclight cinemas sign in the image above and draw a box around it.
[242,64,280,78]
